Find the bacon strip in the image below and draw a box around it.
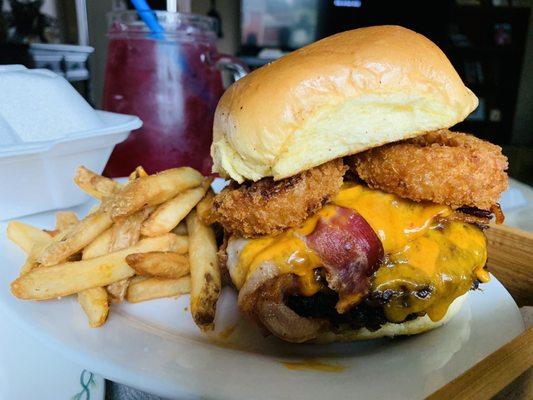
[306,206,383,313]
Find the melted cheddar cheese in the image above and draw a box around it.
[231,183,489,323]
[233,208,334,295]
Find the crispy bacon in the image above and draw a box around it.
[306,206,384,313]
[456,206,493,219]
[491,203,505,224]
[446,211,491,227]
[448,203,505,227]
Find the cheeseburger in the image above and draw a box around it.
[204,26,508,343]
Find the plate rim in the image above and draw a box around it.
[0,309,105,400]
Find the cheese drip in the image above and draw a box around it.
[374,221,487,322]
[232,183,489,322]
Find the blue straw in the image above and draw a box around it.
[130,0,164,37]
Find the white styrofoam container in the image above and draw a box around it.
[0,111,142,220]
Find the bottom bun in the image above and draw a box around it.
[312,292,468,344]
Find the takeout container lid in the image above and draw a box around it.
[0,65,105,146]
[0,110,141,158]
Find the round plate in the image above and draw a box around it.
[0,306,104,400]
[0,200,524,400]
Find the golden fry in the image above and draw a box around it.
[106,278,131,304]
[110,207,152,251]
[8,164,215,330]
[171,221,188,235]
[12,234,180,300]
[126,276,190,303]
[168,234,189,254]
[7,221,52,276]
[129,275,149,285]
[186,209,221,331]
[128,166,149,180]
[141,178,212,237]
[80,210,168,306]
[55,211,79,232]
[77,287,109,328]
[19,259,40,276]
[106,208,151,303]
[82,228,113,259]
[196,188,215,224]
[7,221,51,254]
[13,251,132,300]
[126,251,189,279]
[74,166,120,200]
[103,167,203,220]
[37,210,113,266]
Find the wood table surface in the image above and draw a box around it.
[426,224,533,399]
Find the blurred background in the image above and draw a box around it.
[0,0,531,183]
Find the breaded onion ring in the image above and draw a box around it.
[209,159,347,238]
[350,130,508,210]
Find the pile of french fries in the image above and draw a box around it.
[7,166,221,331]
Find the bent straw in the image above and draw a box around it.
[130,0,164,36]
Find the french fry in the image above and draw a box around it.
[46,211,80,238]
[55,211,79,232]
[19,259,40,276]
[129,275,149,285]
[88,204,100,215]
[126,276,190,303]
[106,280,130,304]
[77,206,153,321]
[11,233,181,300]
[79,228,113,327]
[74,166,120,200]
[37,210,113,266]
[82,228,113,259]
[186,209,221,330]
[8,164,216,330]
[172,221,188,235]
[7,221,53,276]
[196,188,215,224]
[126,252,189,279]
[129,166,148,180]
[107,207,153,303]
[166,235,188,254]
[110,208,152,251]
[7,221,51,254]
[140,178,212,237]
[77,287,109,328]
[102,167,203,220]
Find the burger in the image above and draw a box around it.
[204,26,508,343]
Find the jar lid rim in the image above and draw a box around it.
[107,10,218,35]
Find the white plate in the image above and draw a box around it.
[0,306,104,400]
[0,199,524,400]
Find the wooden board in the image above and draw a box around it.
[486,224,533,307]
[427,224,533,399]
[427,328,533,400]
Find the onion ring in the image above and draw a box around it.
[350,130,508,210]
[210,159,347,238]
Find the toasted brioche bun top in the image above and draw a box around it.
[211,25,478,183]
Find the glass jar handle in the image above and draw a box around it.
[214,54,249,85]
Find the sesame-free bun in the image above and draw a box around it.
[211,26,478,183]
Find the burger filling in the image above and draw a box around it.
[225,182,490,337]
